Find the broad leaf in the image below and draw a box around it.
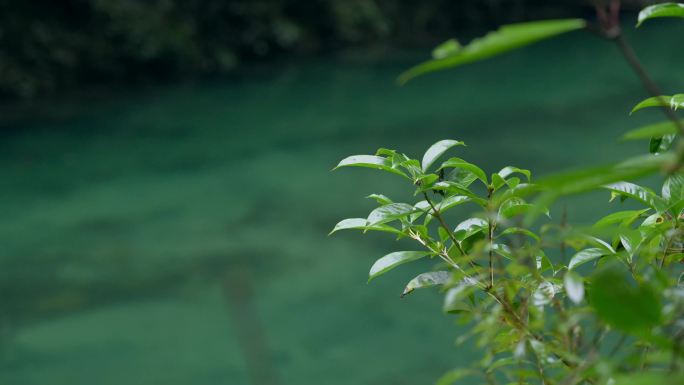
[637,3,684,27]
[401,271,451,297]
[399,19,586,83]
[454,217,488,241]
[568,248,606,270]
[366,194,393,205]
[367,203,416,225]
[335,155,408,178]
[498,166,531,181]
[564,271,584,304]
[593,209,650,228]
[589,266,661,333]
[604,182,668,212]
[622,120,680,140]
[439,157,488,184]
[329,218,402,235]
[498,227,540,242]
[368,251,429,282]
[422,139,465,172]
[631,94,684,113]
[662,174,684,203]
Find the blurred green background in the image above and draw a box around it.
[1,1,683,385]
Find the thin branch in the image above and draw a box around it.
[422,191,479,272]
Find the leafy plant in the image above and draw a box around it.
[333,2,684,384]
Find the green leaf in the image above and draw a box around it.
[366,194,393,205]
[622,120,680,140]
[564,271,585,304]
[435,369,474,385]
[334,155,409,178]
[367,203,416,225]
[432,181,488,206]
[498,227,540,242]
[436,195,470,213]
[443,278,478,313]
[631,94,684,113]
[499,166,531,181]
[368,251,429,282]
[401,271,451,297]
[439,157,488,184]
[537,154,668,197]
[432,38,462,59]
[568,248,606,270]
[422,140,465,172]
[605,182,668,212]
[329,218,402,235]
[662,174,684,206]
[637,3,684,27]
[593,209,650,228]
[589,265,662,333]
[454,217,488,241]
[399,19,586,84]
[499,197,547,219]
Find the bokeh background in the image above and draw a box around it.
[1,1,683,384]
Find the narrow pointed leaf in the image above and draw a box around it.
[368,251,429,282]
[622,120,680,140]
[329,218,402,235]
[631,94,684,113]
[334,155,409,178]
[637,3,684,27]
[399,19,585,83]
[593,209,650,228]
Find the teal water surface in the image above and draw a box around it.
[1,23,683,385]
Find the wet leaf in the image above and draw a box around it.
[367,203,416,225]
[439,157,487,184]
[329,218,402,235]
[334,155,408,178]
[422,140,465,172]
[368,251,429,282]
[402,271,451,297]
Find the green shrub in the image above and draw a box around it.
[333,3,684,384]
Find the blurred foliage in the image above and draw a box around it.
[0,0,651,98]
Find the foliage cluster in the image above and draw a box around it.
[333,2,684,384]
